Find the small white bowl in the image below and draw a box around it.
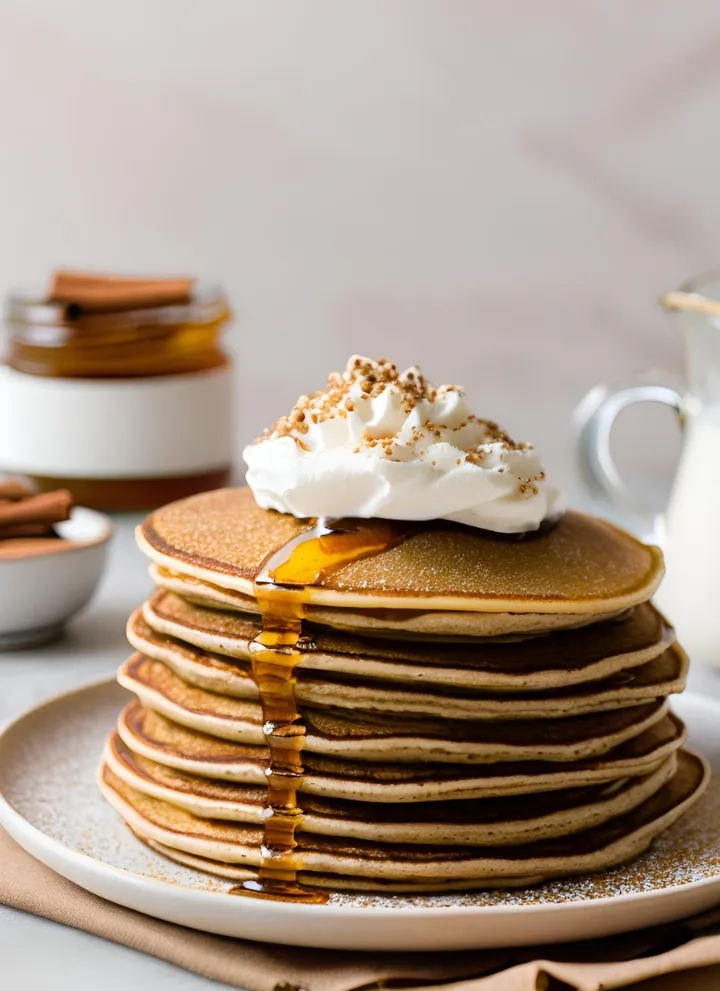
[0,507,112,649]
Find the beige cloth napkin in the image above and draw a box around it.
[4,827,720,991]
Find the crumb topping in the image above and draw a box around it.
[259,355,526,459]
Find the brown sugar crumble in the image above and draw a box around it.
[255,355,538,495]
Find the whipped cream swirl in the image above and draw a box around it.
[244,356,563,533]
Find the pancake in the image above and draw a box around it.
[104,732,678,846]
[150,565,628,638]
[142,842,549,892]
[128,603,686,720]
[137,487,664,623]
[137,589,676,691]
[116,702,687,802]
[97,749,708,890]
[118,654,670,763]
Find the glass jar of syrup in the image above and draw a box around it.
[0,272,235,511]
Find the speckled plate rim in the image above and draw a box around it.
[1,677,720,951]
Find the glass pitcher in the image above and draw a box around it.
[575,268,720,665]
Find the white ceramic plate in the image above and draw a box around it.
[1,679,720,951]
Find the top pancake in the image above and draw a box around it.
[138,487,663,615]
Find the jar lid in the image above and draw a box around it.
[5,280,229,328]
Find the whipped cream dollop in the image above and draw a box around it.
[244,356,563,533]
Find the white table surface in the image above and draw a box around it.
[3,515,720,991]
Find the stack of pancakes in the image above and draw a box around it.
[99,487,708,894]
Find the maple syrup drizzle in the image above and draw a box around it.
[230,518,411,903]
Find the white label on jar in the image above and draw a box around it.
[0,365,234,477]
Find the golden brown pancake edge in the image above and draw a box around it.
[137,487,664,615]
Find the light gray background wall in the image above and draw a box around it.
[1,0,714,503]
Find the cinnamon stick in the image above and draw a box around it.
[0,490,72,529]
[50,270,193,312]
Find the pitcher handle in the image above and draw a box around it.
[573,370,685,521]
